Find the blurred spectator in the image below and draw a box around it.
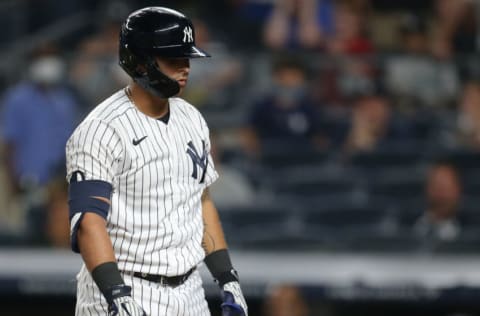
[413,163,462,242]
[343,93,412,153]
[311,0,376,105]
[209,132,255,208]
[2,45,78,192]
[263,0,334,50]
[385,13,459,109]
[199,0,268,49]
[432,0,477,59]
[455,80,480,149]
[70,5,130,107]
[240,56,327,157]
[326,1,374,55]
[182,18,243,109]
[1,44,78,245]
[335,56,377,101]
[262,284,310,316]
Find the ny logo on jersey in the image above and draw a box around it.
[183,26,193,43]
[186,140,207,183]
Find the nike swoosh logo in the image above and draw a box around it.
[132,136,147,146]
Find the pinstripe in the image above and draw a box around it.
[154,117,175,275]
[141,118,162,275]
[94,90,127,119]
[124,114,142,267]
[95,123,109,180]
[175,104,201,274]
[164,124,183,276]
[148,285,153,316]
[169,112,190,275]
[115,114,133,271]
[159,282,164,316]
[171,110,200,271]
[144,117,169,276]
[99,99,129,123]
[111,118,128,262]
[166,291,170,316]
[131,109,155,270]
[169,101,203,274]
[173,104,207,264]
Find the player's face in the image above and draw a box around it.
[155,57,190,94]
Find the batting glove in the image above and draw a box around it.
[221,281,248,316]
[106,284,147,316]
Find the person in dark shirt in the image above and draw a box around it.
[343,93,414,154]
[241,56,326,157]
[414,163,462,242]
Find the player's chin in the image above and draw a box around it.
[176,80,187,95]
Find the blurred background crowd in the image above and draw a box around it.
[2,0,480,314]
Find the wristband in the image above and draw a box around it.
[91,261,125,302]
[204,249,239,286]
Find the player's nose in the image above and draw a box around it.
[181,67,190,78]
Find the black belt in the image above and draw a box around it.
[124,267,196,287]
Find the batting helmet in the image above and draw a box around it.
[119,7,210,98]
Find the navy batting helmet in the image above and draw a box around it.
[119,7,210,98]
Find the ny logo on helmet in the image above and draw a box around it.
[183,26,193,43]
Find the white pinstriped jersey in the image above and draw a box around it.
[66,88,218,277]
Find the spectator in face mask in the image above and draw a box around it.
[1,44,79,246]
[2,45,78,192]
[240,56,327,157]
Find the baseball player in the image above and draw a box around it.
[66,7,247,316]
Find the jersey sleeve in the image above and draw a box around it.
[66,119,123,185]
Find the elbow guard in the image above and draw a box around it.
[68,173,112,253]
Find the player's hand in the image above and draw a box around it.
[221,281,248,316]
[106,284,147,316]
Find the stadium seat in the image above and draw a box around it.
[368,170,425,201]
[432,149,480,171]
[349,141,425,170]
[220,203,298,247]
[259,141,330,169]
[266,166,361,198]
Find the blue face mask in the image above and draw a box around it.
[274,84,306,106]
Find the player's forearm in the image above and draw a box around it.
[201,189,228,255]
[78,212,117,272]
[77,212,131,307]
[201,189,248,314]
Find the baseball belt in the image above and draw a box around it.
[122,267,196,287]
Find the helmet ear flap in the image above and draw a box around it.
[142,58,180,98]
[119,43,179,98]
